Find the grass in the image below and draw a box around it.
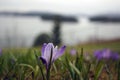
[0,41,120,80]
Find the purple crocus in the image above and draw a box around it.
[111,52,120,60]
[94,49,120,60]
[40,43,66,69]
[94,50,103,60]
[94,49,112,60]
[70,49,77,55]
[102,49,111,59]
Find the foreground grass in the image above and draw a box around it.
[0,41,120,80]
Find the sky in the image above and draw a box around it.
[0,0,120,15]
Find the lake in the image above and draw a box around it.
[0,16,120,48]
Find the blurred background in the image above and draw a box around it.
[0,0,120,48]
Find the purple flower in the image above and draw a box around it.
[102,49,111,59]
[70,49,77,55]
[111,52,120,60]
[40,43,66,69]
[94,49,111,60]
[94,50,103,60]
[94,49,120,60]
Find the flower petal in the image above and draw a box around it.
[52,46,58,62]
[94,50,103,60]
[102,49,111,59]
[70,49,76,55]
[41,43,47,56]
[54,45,66,60]
[44,43,54,64]
[39,56,47,64]
[111,52,120,60]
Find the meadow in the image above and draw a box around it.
[0,41,120,80]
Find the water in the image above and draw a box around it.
[0,16,120,48]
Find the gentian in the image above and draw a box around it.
[40,43,66,69]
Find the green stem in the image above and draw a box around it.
[4,61,17,79]
[105,64,113,80]
[53,63,57,73]
[118,61,120,80]
[39,63,45,80]
[46,48,53,80]
[34,50,45,80]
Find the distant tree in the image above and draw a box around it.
[33,33,51,47]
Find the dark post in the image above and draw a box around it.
[52,16,61,45]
